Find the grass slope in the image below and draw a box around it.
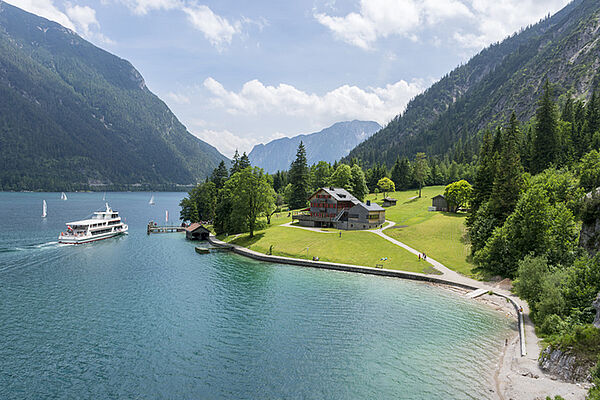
[368,186,474,276]
[227,226,433,274]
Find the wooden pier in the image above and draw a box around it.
[147,224,186,234]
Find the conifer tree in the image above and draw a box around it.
[532,81,559,174]
[230,150,241,175]
[391,157,412,190]
[210,161,229,189]
[288,142,309,209]
[489,113,524,222]
[239,152,251,169]
[469,129,496,223]
[584,89,600,152]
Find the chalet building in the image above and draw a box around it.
[430,194,449,212]
[294,187,386,230]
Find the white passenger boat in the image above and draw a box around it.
[58,203,128,244]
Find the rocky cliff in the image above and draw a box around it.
[539,346,595,382]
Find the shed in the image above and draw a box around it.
[431,195,448,212]
[185,223,210,240]
[382,197,397,207]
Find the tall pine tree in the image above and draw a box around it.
[489,113,524,222]
[532,81,559,174]
[230,150,242,175]
[468,129,496,225]
[210,161,229,189]
[288,141,309,209]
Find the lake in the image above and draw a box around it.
[0,192,513,399]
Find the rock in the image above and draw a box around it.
[594,293,600,329]
[539,346,595,382]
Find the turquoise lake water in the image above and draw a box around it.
[0,192,515,399]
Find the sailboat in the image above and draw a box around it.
[61,192,67,201]
[149,194,155,205]
[102,192,106,201]
[42,200,47,218]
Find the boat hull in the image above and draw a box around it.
[58,229,128,245]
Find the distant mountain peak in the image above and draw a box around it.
[248,120,381,173]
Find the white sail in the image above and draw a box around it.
[149,194,155,205]
[165,210,169,223]
[42,200,47,218]
[61,192,67,200]
[102,192,106,201]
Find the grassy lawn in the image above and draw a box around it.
[227,225,438,274]
[367,186,476,276]
[216,185,474,276]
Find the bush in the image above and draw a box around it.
[541,314,568,336]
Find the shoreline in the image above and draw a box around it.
[207,235,590,400]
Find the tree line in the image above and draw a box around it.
[466,81,600,392]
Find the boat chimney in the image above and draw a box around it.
[367,200,371,206]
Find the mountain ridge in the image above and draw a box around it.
[0,1,228,191]
[248,120,381,173]
[345,0,600,167]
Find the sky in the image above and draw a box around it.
[5,0,572,157]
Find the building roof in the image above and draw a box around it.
[186,223,210,233]
[354,202,385,212]
[432,194,446,200]
[311,187,360,204]
[383,197,397,201]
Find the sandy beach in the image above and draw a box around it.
[477,292,591,400]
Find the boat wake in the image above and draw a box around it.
[0,241,61,253]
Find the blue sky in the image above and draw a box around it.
[7,0,571,156]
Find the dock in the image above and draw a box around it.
[147,224,186,234]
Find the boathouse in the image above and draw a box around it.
[185,223,210,240]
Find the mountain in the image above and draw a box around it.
[248,120,381,173]
[0,1,228,191]
[345,0,600,167]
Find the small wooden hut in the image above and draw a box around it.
[382,197,397,207]
[185,223,210,240]
[431,195,449,212]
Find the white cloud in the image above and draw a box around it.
[66,5,98,36]
[315,0,471,50]
[5,0,113,44]
[117,0,243,49]
[4,0,75,30]
[120,0,181,15]
[182,4,240,49]
[190,128,283,157]
[203,76,426,130]
[316,0,570,50]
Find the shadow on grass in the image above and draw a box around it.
[231,232,265,247]
[403,198,419,204]
[439,211,468,218]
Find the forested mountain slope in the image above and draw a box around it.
[248,120,381,173]
[345,0,600,167]
[0,1,228,190]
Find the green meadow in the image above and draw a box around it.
[222,185,474,276]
